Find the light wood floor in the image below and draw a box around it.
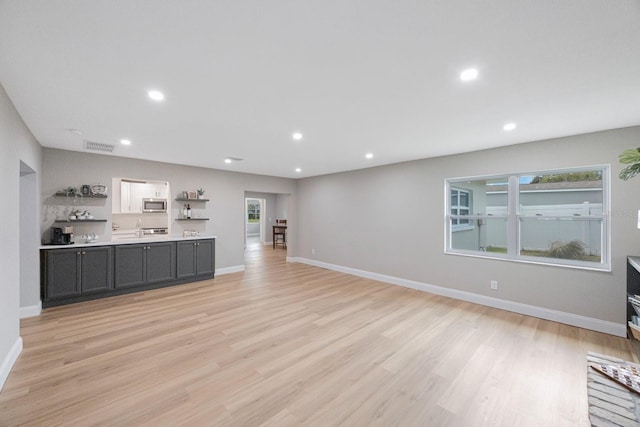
[0,242,634,426]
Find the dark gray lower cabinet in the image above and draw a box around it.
[81,247,114,293]
[176,239,215,279]
[41,238,214,307]
[176,241,196,279]
[43,246,112,300]
[114,242,175,289]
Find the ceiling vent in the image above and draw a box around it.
[227,157,244,161]
[84,140,115,152]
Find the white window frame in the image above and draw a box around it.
[444,165,611,272]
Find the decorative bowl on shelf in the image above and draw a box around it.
[91,184,107,195]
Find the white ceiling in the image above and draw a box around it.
[1,1,639,179]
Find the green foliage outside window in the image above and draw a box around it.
[247,201,260,223]
[530,171,602,183]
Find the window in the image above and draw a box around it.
[445,166,610,271]
[247,200,260,222]
[451,188,471,229]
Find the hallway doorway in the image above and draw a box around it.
[243,191,290,262]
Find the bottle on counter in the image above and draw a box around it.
[187,204,191,219]
[183,204,188,219]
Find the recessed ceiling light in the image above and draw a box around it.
[224,156,244,164]
[295,168,301,173]
[292,132,303,141]
[460,68,479,82]
[503,122,517,131]
[120,139,131,145]
[148,90,165,101]
[365,153,373,159]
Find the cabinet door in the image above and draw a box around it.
[45,249,81,299]
[128,182,145,213]
[196,239,215,276]
[146,242,175,284]
[114,244,146,288]
[119,181,130,213]
[176,241,196,279]
[80,246,113,294]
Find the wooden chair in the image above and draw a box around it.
[273,219,287,249]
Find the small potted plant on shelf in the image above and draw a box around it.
[197,188,205,199]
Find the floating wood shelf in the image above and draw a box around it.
[54,192,108,198]
[175,218,210,221]
[175,198,209,202]
[54,219,108,223]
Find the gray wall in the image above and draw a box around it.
[0,82,42,389]
[42,149,297,269]
[296,126,640,325]
[276,194,289,221]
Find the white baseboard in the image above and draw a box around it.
[291,257,626,337]
[215,265,245,276]
[20,301,42,318]
[0,337,23,391]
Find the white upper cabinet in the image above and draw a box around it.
[114,179,168,214]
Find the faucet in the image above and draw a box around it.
[135,218,143,237]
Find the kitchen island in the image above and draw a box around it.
[40,235,216,307]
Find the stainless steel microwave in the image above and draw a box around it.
[142,198,167,213]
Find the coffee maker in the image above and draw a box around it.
[51,226,74,245]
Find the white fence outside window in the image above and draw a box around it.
[485,202,603,254]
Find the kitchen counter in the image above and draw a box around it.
[41,234,217,250]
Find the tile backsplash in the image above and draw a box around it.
[112,212,168,231]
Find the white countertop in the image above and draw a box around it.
[41,235,217,250]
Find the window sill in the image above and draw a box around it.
[445,249,611,272]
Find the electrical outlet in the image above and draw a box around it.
[311,248,316,255]
[490,280,498,290]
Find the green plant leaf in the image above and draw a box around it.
[619,148,640,164]
[619,163,640,180]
